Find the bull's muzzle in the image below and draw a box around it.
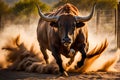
[62,37,71,47]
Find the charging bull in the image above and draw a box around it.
[36,3,95,76]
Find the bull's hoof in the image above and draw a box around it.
[75,61,84,69]
[63,71,69,76]
[58,71,69,77]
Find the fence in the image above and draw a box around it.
[117,2,120,48]
[95,9,120,49]
[0,5,120,48]
[96,9,116,34]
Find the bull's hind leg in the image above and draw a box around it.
[40,47,49,64]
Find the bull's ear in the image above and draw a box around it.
[50,22,58,27]
[76,22,85,28]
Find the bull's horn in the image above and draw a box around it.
[75,3,96,22]
[36,3,58,22]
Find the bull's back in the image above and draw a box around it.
[37,18,50,49]
[37,13,56,50]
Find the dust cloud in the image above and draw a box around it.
[0,15,119,73]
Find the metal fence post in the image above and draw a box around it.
[117,2,120,48]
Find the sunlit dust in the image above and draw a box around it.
[0,17,119,74]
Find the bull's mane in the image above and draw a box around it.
[54,3,80,16]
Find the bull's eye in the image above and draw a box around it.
[73,22,76,27]
[71,26,75,30]
[72,23,76,29]
[59,26,62,29]
[58,25,63,31]
[58,23,63,29]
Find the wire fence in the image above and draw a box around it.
[0,5,119,48]
[95,9,116,34]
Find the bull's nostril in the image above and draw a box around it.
[62,38,71,43]
[62,38,65,41]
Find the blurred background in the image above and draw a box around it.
[0,0,117,28]
[0,0,119,51]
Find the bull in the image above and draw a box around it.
[36,3,95,76]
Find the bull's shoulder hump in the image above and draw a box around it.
[53,3,80,16]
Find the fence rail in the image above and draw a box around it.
[0,5,120,48]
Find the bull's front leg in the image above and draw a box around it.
[75,43,87,69]
[51,46,68,76]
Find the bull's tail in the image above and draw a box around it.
[87,39,108,58]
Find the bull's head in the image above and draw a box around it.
[36,4,95,47]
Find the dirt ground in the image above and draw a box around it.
[0,60,120,80]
